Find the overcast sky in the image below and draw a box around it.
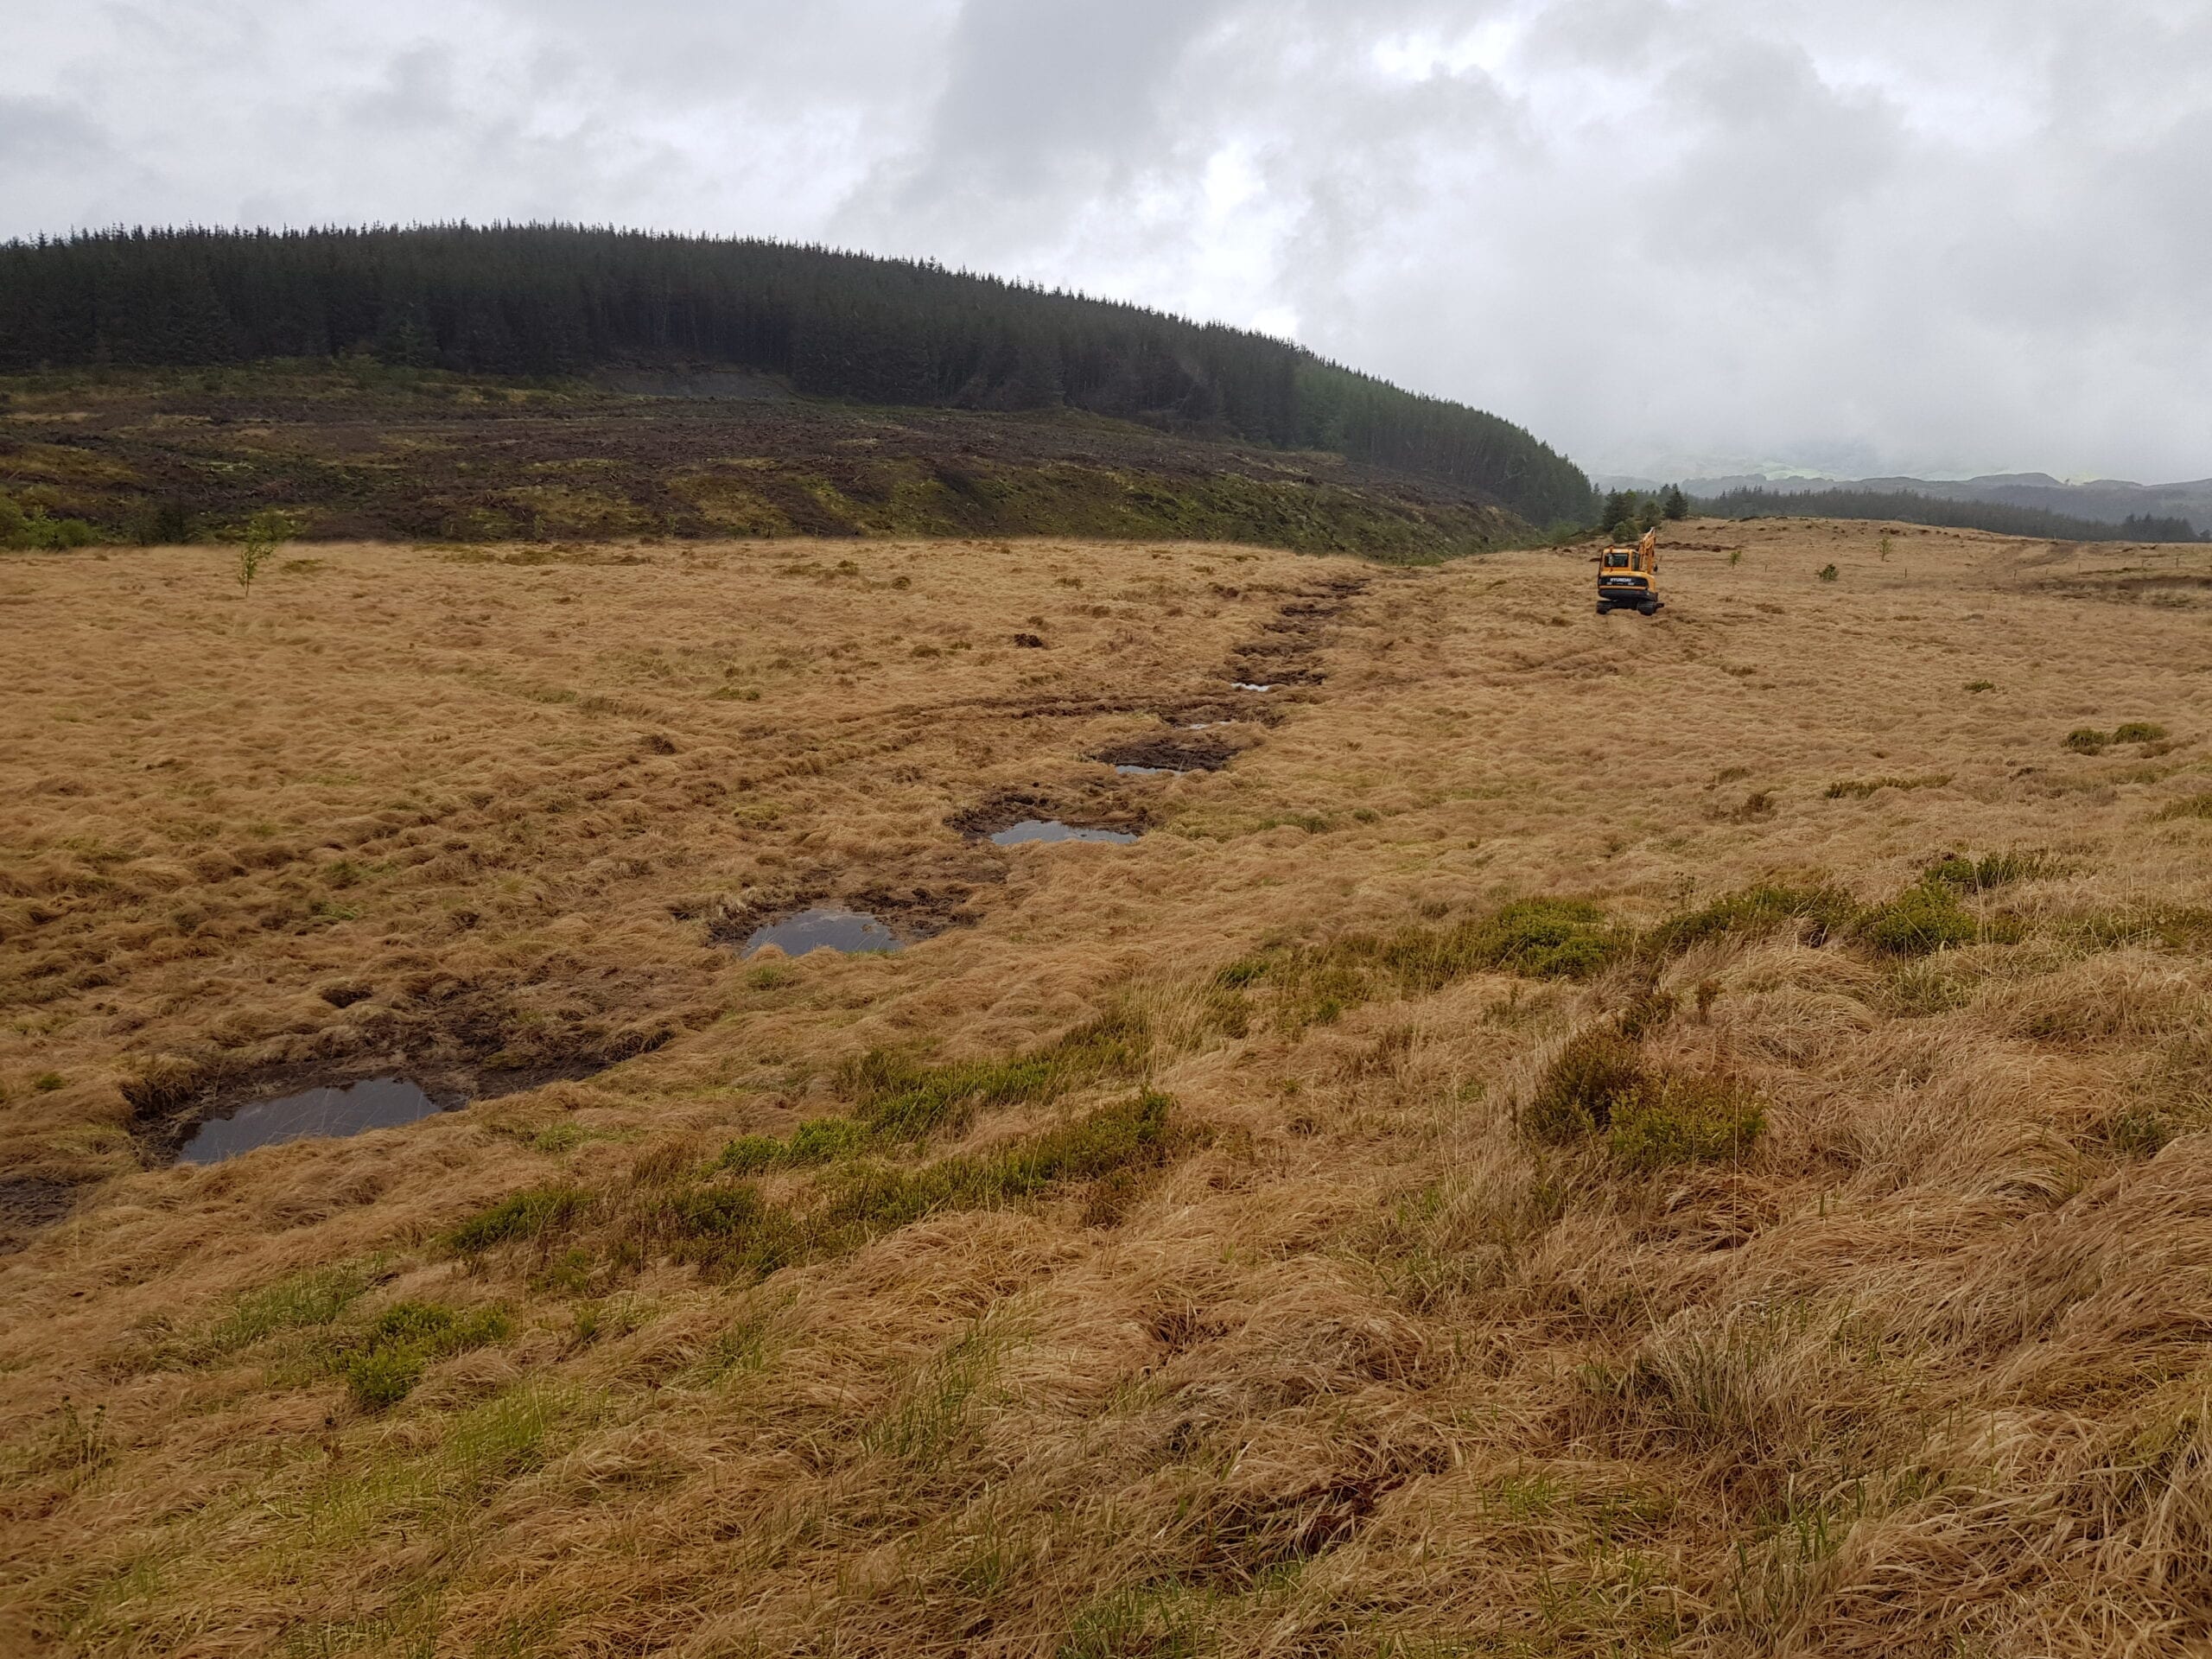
[7,0,2210,482]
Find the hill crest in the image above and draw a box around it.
[0,224,1595,528]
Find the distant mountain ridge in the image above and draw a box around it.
[1675,472,2212,535]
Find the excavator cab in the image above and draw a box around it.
[1596,529,1662,615]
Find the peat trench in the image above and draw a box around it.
[112,969,692,1177]
[124,1049,650,1171]
[730,574,1367,952]
[30,577,1368,1198]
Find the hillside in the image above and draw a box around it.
[1694,484,2206,544]
[0,226,1596,530]
[7,519,2212,1653]
[1681,473,2212,539]
[0,361,1519,560]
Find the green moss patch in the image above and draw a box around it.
[1522,1030,1764,1172]
[1249,897,1624,1033]
[1923,850,2058,891]
[834,1008,1151,1146]
[448,1186,594,1253]
[1647,884,1857,956]
[339,1301,511,1411]
[1854,882,1994,957]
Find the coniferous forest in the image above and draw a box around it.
[0,225,1596,527]
[1696,486,2207,544]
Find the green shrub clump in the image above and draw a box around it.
[1522,1031,1764,1170]
[1925,850,2054,891]
[340,1300,510,1411]
[2106,1105,2176,1160]
[1855,881,1981,957]
[1381,897,1624,990]
[719,1115,867,1174]
[667,1092,1195,1281]
[823,1091,1190,1230]
[0,494,99,550]
[1647,883,1856,956]
[448,1186,593,1252]
[839,1008,1149,1143]
[2153,794,2212,823]
[1244,897,1621,1034]
[1823,774,1949,800]
[2063,728,2110,753]
[658,1185,814,1279]
[1606,1077,1767,1173]
[206,1266,368,1356]
[1524,1031,1649,1145]
[2113,721,2169,744]
[1470,899,1621,980]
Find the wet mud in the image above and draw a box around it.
[0,1178,76,1255]
[1092,730,1243,774]
[950,786,1147,845]
[1215,575,1368,692]
[702,850,997,952]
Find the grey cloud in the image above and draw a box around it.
[1651,40,1904,266]
[3,0,2208,480]
[346,44,463,133]
[0,95,115,169]
[929,0,1228,172]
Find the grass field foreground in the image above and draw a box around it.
[6,519,2212,1654]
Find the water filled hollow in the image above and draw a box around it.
[179,1077,446,1166]
[989,819,1141,846]
[1231,682,1275,692]
[741,906,901,959]
[1115,764,1176,777]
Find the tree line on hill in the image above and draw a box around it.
[0,224,1596,528]
[1694,486,2207,543]
[1600,486,1688,541]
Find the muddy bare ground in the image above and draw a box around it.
[1091,730,1246,772]
[999,690,1289,728]
[1173,699,1287,728]
[0,1178,74,1254]
[1214,576,1369,693]
[110,957,719,1167]
[696,843,1004,952]
[0,369,1521,556]
[948,786,1150,842]
[2,560,1372,1231]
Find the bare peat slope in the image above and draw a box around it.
[0,365,1520,559]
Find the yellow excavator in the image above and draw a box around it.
[1596,528,1662,615]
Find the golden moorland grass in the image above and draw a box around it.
[5,519,2212,1655]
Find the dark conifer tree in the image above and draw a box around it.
[0,224,1599,524]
